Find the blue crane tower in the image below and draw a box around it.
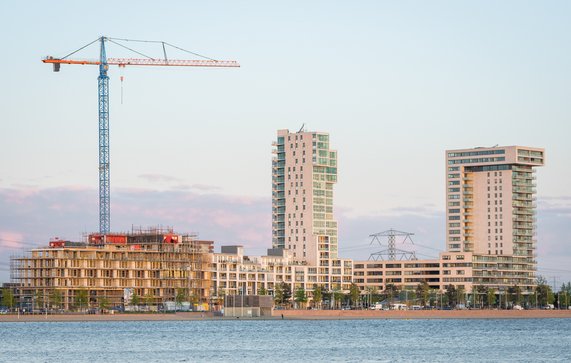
[98,37,110,233]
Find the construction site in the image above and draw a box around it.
[10,227,213,311]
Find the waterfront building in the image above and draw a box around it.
[272,129,338,266]
[446,146,544,292]
[212,245,353,300]
[10,227,213,310]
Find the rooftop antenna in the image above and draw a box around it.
[298,123,305,133]
[368,228,417,261]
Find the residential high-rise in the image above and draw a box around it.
[272,129,338,265]
[445,146,544,288]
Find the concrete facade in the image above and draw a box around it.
[272,129,338,266]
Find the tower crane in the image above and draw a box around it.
[43,36,239,234]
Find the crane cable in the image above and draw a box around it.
[59,37,101,60]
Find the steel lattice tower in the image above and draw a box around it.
[98,37,110,234]
[368,229,417,261]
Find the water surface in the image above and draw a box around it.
[1,319,570,362]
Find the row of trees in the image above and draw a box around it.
[3,276,569,312]
[262,282,362,309]
[248,276,569,310]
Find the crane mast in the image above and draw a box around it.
[98,37,110,234]
[43,36,239,234]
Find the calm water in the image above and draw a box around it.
[1,319,571,362]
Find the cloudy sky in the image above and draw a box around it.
[1,1,570,283]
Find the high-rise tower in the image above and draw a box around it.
[445,146,544,288]
[272,129,338,265]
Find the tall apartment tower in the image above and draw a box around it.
[272,129,338,265]
[445,146,544,260]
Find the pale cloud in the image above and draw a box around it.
[0,187,570,283]
[138,173,182,183]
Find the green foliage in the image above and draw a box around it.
[507,285,523,306]
[313,285,323,308]
[99,296,110,310]
[536,276,553,307]
[131,292,140,306]
[384,284,399,302]
[2,287,15,309]
[143,293,154,306]
[487,288,496,308]
[332,286,344,309]
[1,288,15,308]
[257,286,268,296]
[416,282,430,306]
[456,286,465,305]
[349,283,360,306]
[472,285,488,308]
[50,290,63,309]
[175,288,187,305]
[294,288,307,307]
[274,282,292,306]
[75,289,88,311]
[34,290,45,309]
[274,284,284,305]
[445,284,457,307]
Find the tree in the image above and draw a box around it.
[99,296,110,311]
[445,284,457,307]
[34,290,45,310]
[274,283,284,305]
[384,284,399,304]
[75,289,88,311]
[131,292,141,306]
[349,283,360,308]
[143,293,154,307]
[487,288,496,308]
[281,282,292,306]
[49,290,63,310]
[475,285,488,308]
[313,285,323,309]
[416,282,430,306]
[274,282,291,306]
[1,288,15,310]
[456,286,465,306]
[507,285,523,307]
[175,288,187,308]
[536,276,553,307]
[332,287,344,309]
[257,286,268,296]
[364,286,378,308]
[294,288,307,309]
[407,290,417,305]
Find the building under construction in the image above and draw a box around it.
[10,227,213,311]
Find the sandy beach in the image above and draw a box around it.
[2,309,571,322]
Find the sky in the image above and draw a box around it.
[1,1,570,284]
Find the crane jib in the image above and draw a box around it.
[42,58,240,68]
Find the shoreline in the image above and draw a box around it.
[2,309,571,322]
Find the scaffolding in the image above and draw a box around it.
[9,229,213,311]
